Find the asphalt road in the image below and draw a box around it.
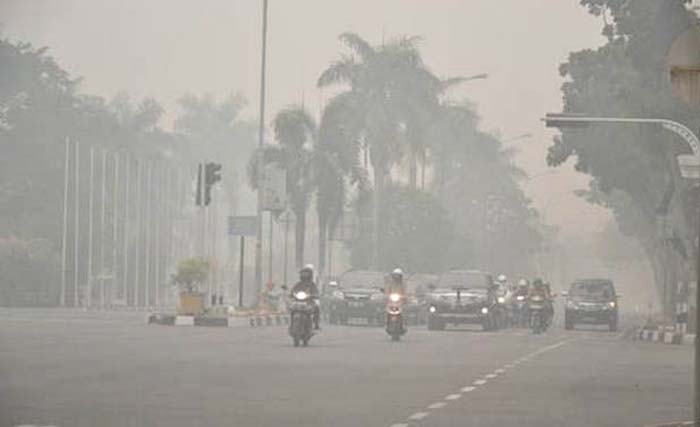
[0,308,693,427]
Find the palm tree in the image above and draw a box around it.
[248,105,317,269]
[317,32,454,266]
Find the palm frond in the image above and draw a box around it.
[338,32,376,60]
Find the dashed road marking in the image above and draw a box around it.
[428,402,447,409]
[388,339,571,427]
[408,412,430,420]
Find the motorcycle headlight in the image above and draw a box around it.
[481,307,489,315]
[295,291,308,300]
[371,293,385,301]
[497,296,506,304]
[332,290,344,299]
[389,293,401,303]
[608,301,616,308]
[429,306,437,313]
[516,295,525,301]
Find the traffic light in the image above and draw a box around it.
[195,162,222,206]
[204,162,222,206]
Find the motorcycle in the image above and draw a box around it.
[529,295,548,334]
[288,290,315,347]
[385,292,406,341]
[513,294,529,328]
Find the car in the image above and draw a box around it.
[426,270,500,331]
[327,270,387,325]
[564,279,619,331]
[405,273,438,325]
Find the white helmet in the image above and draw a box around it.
[392,268,404,275]
[497,274,507,283]
[518,278,528,287]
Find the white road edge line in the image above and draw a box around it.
[485,373,498,379]
[495,368,506,374]
[390,424,409,427]
[445,393,462,401]
[408,412,430,420]
[428,402,447,409]
[461,386,476,392]
[473,379,487,385]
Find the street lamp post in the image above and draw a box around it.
[543,112,700,426]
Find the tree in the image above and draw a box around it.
[547,0,699,309]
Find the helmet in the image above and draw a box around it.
[532,278,544,287]
[300,265,314,281]
[497,274,507,283]
[328,280,339,287]
[391,268,404,281]
[518,279,528,287]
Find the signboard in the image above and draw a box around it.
[677,154,700,180]
[228,216,258,236]
[260,165,286,211]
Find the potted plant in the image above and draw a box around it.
[172,257,209,316]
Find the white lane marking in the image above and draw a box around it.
[390,424,409,427]
[408,412,430,420]
[445,393,461,401]
[495,368,506,374]
[504,364,514,369]
[461,386,476,392]
[428,402,447,409]
[485,373,498,379]
[473,379,487,385]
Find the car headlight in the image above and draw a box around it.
[481,307,489,315]
[516,295,525,301]
[332,290,344,299]
[608,301,616,308]
[371,293,385,301]
[497,296,506,304]
[295,291,308,300]
[389,293,401,303]
[429,306,437,313]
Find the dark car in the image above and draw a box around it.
[404,273,438,325]
[564,279,619,331]
[327,270,387,325]
[426,270,500,331]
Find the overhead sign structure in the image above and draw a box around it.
[260,164,286,212]
[228,216,258,237]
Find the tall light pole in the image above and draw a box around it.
[86,146,95,308]
[60,138,71,307]
[255,0,270,304]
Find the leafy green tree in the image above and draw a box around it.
[0,237,60,306]
[547,0,698,306]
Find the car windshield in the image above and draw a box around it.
[438,272,492,289]
[571,281,614,298]
[339,271,385,289]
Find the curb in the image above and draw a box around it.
[633,326,694,346]
[147,313,289,328]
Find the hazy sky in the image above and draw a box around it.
[1,0,610,238]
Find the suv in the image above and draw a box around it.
[327,270,386,325]
[564,279,619,331]
[426,270,500,331]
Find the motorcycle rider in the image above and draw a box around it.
[386,268,407,297]
[529,278,554,325]
[291,265,320,330]
[515,279,530,297]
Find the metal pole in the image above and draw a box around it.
[212,199,218,305]
[145,162,152,307]
[268,213,274,285]
[283,213,289,287]
[122,157,130,306]
[239,236,245,308]
[112,153,120,307]
[255,0,269,305]
[99,149,107,308]
[60,138,70,307]
[86,145,95,308]
[154,165,161,308]
[696,197,700,427]
[134,159,142,307]
[73,141,80,307]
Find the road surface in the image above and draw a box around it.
[0,309,692,427]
